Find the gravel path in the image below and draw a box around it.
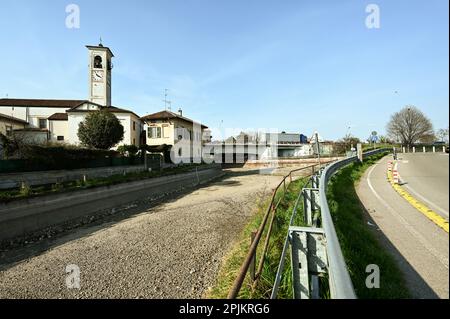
[0,169,281,299]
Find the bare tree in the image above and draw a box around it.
[436,128,449,143]
[333,134,361,155]
[386,106,434,150]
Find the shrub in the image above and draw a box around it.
[117,144,139,157]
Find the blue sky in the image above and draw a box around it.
[0,0,448,141]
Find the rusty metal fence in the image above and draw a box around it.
[226,163,326,299]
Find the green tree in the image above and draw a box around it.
[78,110,124,149]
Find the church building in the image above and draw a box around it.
[0,43,143,147]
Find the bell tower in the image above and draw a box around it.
[86,42,114,106]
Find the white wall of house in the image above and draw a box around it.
[67,112,142,147]
[67,113,86,145]
[0,106,70,129]
[49,120,69,143]
[116,113,142,146]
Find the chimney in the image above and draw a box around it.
[178,108,183,117]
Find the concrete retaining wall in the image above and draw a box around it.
[0,165,146,190]
[0,166,223,241]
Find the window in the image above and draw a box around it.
[133,121,136,131]
[148,127,161,139]
[133,138,136,145]
[94,55,103,68]
[57,136,64,141]
[39,118,47,129]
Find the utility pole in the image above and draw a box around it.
[315,132,321,170]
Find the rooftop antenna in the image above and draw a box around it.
[163,89,172,111]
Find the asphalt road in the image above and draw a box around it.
[357,155,449,299]
[397,153,449,219]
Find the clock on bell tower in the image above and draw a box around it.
[86,42,114,107]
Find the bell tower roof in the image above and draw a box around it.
[86,44,114,57]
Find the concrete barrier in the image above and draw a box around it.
[0,166,223,241]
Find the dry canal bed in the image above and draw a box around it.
[0,168,283,298]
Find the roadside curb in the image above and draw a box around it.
[387,160,449,233]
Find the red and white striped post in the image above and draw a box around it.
[392,162,399,184]
[387,161,393,172]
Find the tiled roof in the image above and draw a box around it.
[0,98,87,108]
[48,113,68,121]
[67,105,141,119]
[0,113,28,125]
[140,110,208,128]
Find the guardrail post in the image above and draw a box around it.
[290,227,328,299]
[302,188,320,226]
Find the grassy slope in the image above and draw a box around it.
[209,153,410,299]
[326,153,411,298]
[207,177,308,299]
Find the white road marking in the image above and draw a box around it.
[367,163,449,269]
[402,183,449,218]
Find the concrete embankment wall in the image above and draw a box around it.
[0,166,223,241]
[0,165,146,190]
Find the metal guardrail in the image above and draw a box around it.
[226,162,332,299]
[316,148,390,299]
[227,148,390,299]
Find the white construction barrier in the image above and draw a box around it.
[393,162,399,184]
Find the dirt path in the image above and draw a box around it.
[0,169,281,299]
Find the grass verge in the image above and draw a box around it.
[326,152,411,298]
[207,176,309,299]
